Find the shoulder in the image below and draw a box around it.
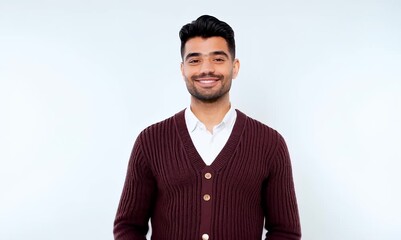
[137,109,185,141]
[235,110,290,170]
[237,109,283,140]
[236,109,288,155]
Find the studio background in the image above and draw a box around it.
[2,0,400,239]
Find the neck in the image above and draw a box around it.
[190,94,231,132]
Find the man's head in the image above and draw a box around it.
[179,15,236,60]
[179,15,240,104]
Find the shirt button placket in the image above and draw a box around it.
[202,233,209,240]
[200,168,214,240]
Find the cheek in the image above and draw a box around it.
[183,67,197,78]
[182,71,193,82]
[182,70,190,79]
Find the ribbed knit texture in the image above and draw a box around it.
[114,109,301,240]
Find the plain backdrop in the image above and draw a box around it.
[2,0,401,239]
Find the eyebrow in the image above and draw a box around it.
[184,51,230,62]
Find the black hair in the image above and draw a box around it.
[179,15,236,60]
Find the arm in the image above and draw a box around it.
[113,136,157,240]
[263,135,301,240]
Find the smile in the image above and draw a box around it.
[198,79,217,83]
[195,78,220,87]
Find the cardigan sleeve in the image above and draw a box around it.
[263,135,301,240]
[113,135,157,240]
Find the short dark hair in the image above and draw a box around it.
[179,15,236,60]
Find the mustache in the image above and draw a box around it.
[191,73,223,81]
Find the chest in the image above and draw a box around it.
[150,143,270,195]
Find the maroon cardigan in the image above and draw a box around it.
[114,110,301,240]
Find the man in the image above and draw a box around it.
[114,15,301,240]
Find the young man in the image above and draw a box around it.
[114,15,301,240]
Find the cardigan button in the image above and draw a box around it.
[204,172,212,179]
[202,233,209,240]
[203,194,211,201]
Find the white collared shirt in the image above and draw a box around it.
[185,106,237,165]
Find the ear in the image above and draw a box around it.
[232,58,240,79]
[180,62,184,77]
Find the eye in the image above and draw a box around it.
[213,57,225,62]
[188,58,201,64]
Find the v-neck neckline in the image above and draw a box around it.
[174,109,247,172]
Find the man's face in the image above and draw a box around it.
[181,36,239,103]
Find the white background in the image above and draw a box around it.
[2,0,401,239]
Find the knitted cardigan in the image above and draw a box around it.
[114,109,301,240]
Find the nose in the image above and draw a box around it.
[199,59,215,74]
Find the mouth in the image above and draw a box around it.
[192,74,222,87]
[197,77,219,82]
[195,77,220,87]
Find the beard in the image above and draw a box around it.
[185,73,232,103]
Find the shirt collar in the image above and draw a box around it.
[185,105,237,133]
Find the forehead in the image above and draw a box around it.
[184,36,230,57]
